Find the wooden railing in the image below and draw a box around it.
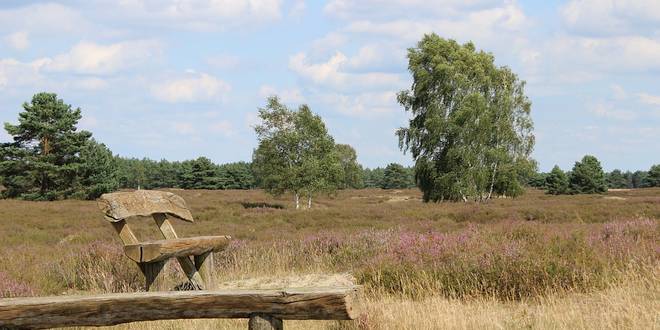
[0,286,359,330]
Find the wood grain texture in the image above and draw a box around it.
[98,190,194,222]
[0,287,360,329]
[195,252,216,290]
[123,236,230,263]
[139,260,167,292]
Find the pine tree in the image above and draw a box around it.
[545,165,569,195]
[0,93,93,200]
[569,155,607,194]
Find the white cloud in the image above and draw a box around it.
[324,0,499,19]
[561,0,660,36]
[259,85,305,103]
[310,32,347,56]
[289,0,306,18]
[5,31,29,50]
[108,0,284,31]
[289,51,402,90]
[0,58,49,90]
[47,40,162,75]
[637,92,660,106]
[151,72,231,103]
[317,91,399,117]
[343,3,528,43]
[0,3,91,36]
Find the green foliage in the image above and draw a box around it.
[335,144,364,189]
[545,165,569,195]
[397,34,535,202]
[606,169,630,189]
[648,164,660,187]
[0,93,115,200]
[381,163,414,189]
[72,139,118,199]
[218,162,255,189]
[569,155,608,194]
[252,96,342,208]
[362,167,385,188]
[528,172,548,188]
[631,170,650,188]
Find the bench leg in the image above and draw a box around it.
[140,260,167,292]
[194,252,216,290]
[249,314,283,330]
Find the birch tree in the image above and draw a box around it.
[252,96,341,209]
[397,34,535,202]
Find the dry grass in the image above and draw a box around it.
[1,188,659,329]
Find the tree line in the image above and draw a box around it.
[1,35,658,204]
[0,93,416,202]
[528,155,660,194]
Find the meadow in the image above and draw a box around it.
[0,188,658,329]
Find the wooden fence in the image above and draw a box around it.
[0,286,359,330]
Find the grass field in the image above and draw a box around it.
[0,188,658,329]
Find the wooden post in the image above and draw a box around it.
[249,314,283,330]
[194,251,216,290]
[140,260,167,292]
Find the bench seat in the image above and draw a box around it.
[124,235,231,263]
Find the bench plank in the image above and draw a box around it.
[124,236,231,263]
[0,287,360,329]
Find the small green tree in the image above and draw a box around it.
[179,157,221,189]
[362,167,385,188]
[335,144,363,189]
[569,155,607,194]
[647,164,660,187]
[606,169,629,189]
[0,93,95,200]
[252,96,342,209]
[545,165,568,195]
[631,170,650,188]
[381,163,412,189]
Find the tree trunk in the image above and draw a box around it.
[294,193,300,210]
[307,194,312,209]
[487,162,498,200]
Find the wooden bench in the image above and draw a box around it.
[97,190,230,291]
[0,286,360,330]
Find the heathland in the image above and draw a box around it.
[0,188,658,329]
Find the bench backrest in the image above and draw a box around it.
[97,190,193,245]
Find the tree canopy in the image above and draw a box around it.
[252,96,342,209]
[569,155,607,194]
[0,93,117,200]
[545,165,569,195]
[397,34,535,202]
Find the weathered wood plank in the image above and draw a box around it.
[195,252,216,290]
[152,214,208,289]
[0,287,360,329]
[111,219,139,245]
[124,236,230,263]
[98,190,194,222]
[139,260,167,292]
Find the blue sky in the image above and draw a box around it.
[0,0,659,171]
